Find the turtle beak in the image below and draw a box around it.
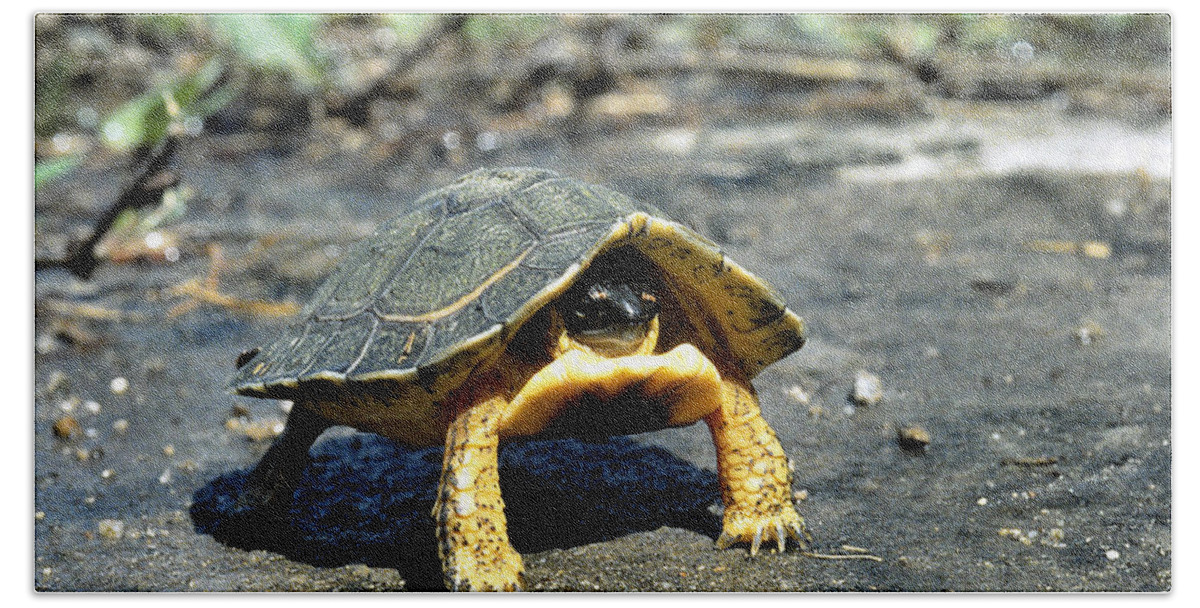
[575,321,653,358]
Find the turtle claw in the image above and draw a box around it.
[716,507,808,556]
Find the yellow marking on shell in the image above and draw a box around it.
[252,362,265,374]
[377,246,535,323]
[305,370,346,383]
[396,331,417,364]
[485,218,637,348]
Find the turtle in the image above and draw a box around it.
[228,167,809,591]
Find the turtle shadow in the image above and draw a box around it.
[191,434,721,590]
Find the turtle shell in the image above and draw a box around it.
[231,167,805,445]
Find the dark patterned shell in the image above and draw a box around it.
[231,168,805,419]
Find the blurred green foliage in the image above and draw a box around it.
[100,57,237,152]
[207,14,327,91]
[380,14,438,48]
[34,156,81,191]
[34,12,1170,191]
[462,14,554,45]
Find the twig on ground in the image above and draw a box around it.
[167,243,300,318]
[36,136,180,280]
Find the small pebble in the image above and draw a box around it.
[112,419,129,434]
[45,371,68,393]
[239,419,286,442]
[785,385,810,405]
[897,425,932,454]
[162,444,175,457]
[83,400,101,414]
[852,370,883,406]
[1075,322,1103,345]
[475,131,499,152]
[53,416,82,440]
[110,377,129,395]
[97,519,124,540]
[977,497,989,506]
[1106,549,1120,561]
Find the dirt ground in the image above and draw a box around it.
[33,14,1171,592]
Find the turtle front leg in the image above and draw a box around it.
[434,397,524,591]
[705,377,808,555]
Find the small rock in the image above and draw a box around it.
[44,370,68,394]
[97,519,125,540]
[1106,549,1121,561]
[1075,322,1104,345]
[785,385,810,404]
[852,370,883,406]
[111,419,129,434]
[109,377,129,395]
[52,416,82,440]
[897,425,931,454]
[240,419,286,442]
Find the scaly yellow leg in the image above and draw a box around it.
[433,397,524,591]
[705,378,808,555]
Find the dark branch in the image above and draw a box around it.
[36,136,180,280]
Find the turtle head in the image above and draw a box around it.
[557,279,660,358]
